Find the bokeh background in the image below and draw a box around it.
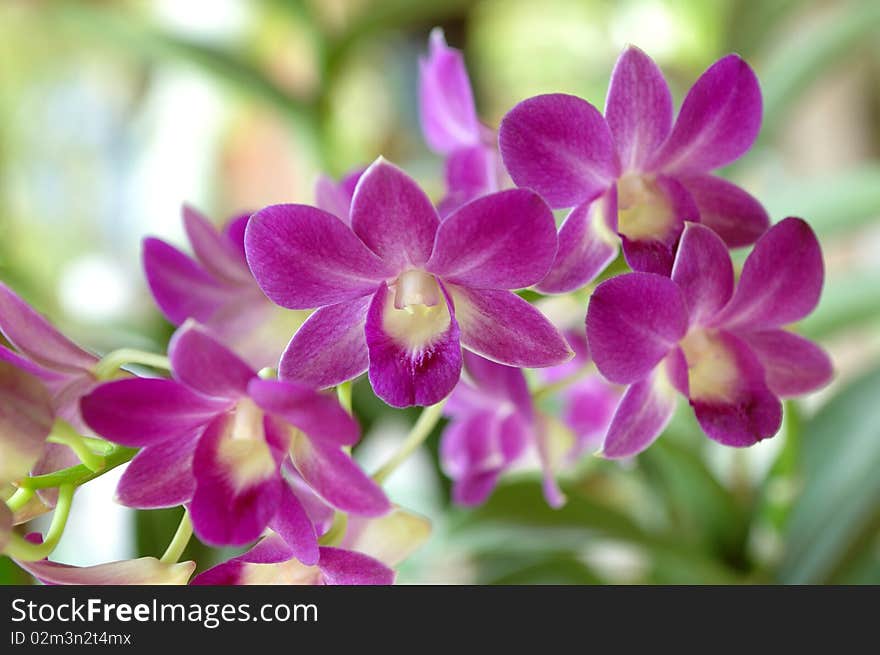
[1,0,879,584]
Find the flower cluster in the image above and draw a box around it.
[0,30,831,585]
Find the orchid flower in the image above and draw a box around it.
[419,28,507,216]
[499,46,769,290]
[80,322,388,561]
[143,205,308,370]
[193,507,429,585]
[586,218,832,457]
[245,158,572,408]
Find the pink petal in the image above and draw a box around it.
[0,282,97,373]
[671,222,734,325]
[142,237,232,325]
[269,481,320,566]
[168,322,256,399]
[365,282,462,408]
[536,191,619,293]
[222,213,251,258]
[650,54,762,174]
[249,378,359,447]
[499,93,618,209]
[318,547,395,585]
[439,144,500,217]
[16,557,195,585]
[687,330,782,446]
[605,46,673,171]
[0,361,53,483]
[739,329,833,397]
[116,437,197,509]
[315,167,364,223]
[80,378,231,447]
[350,159,439,270]
[461,350,533,418]
[244,204,394,309]
[190,413,282,546]
[427,188,557,290]
[601,363,679,458]
[182,205,252,285]
[586,273,688,384]
[712,217,824,331]
[450,285,572,368]
[290,434,389,516]
[280,297,370,389]
[679,174,769,248]
[418,28,481,153]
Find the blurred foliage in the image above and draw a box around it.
[1,0,879,584]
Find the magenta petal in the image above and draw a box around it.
[689,331,782,446]
[365,283,462,408]
[350,159,440,269]
[290,435,389,516]
[249,378,359,446]
[318,547,395,585]
[499,93,618,209]
[116,438,197,509]
[461,350,533,417]
[536,192,619,293]
[451,286,572,368]
[605,46,673,170]
[679,174,769,248]
[713,217,824,331]
[427,189,557,290]
[244,204,394,309]
[650,54,762,174]
[0,361,54,482]
[0,282,97,373]
[586,273,688,384]
[80,378,231,447]
[439,144,499,217]
[142,238,230,325]
[269,482,319,566]
[280,297,370,389]
[223,213,251,257]
[739,329,833,397]
[190,413,282,547]
[602,364,678,458]
[182,205,252,285]
[281,462,336,537]
[169,323,256,399]
[418,28,481,153]
[315,167,364,223]
[671,222,734,325]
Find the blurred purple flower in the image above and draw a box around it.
[315,168,364,223]
[15,550,195,585]
[0,360,54,487]
[500,46,768,290]
[419,28,507,216]
[586,218,832,457]
[245,158,571,408]
[81,322,388,558]
[143,205,308,370]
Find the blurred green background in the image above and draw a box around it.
[1,0,879,584]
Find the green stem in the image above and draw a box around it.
[49,421,105,472]
[372,400,447,484]
[93,348,171,380]
[3,485,74,561]
[532,365,593,402]
[337,381,353,415]
[160,510,193,564]
[19,445,138,490]
[5,487,35,513]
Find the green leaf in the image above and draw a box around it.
[475,552,602,585]
[778,367,880,583]
[798,270,880,339]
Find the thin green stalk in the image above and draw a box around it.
[19,445,138,490]
[337,381,353,415]
[160,511,193,564]
[49,421,105,472]
[93,348,171,380]
[3,485,74,561]
[5,487,35,513]
[372,400,447,484]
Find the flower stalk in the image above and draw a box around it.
[93,348,171,380]
[4,484,74,561]
[373,399,447,484]
[160,510,193,565]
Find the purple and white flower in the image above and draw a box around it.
[586,218,832,457]
[245,158,572,408]
[81,322,388,558]
[499,46,769,290]
[143,205,308,370]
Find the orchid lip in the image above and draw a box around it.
[391,269,440,310]
[616,173,675,241]
[679,327,738,402]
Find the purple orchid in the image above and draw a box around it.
[80,322,389,559]
[245,158,572,408]
[419,28,507,216]
[144,205,308,370]
[441,352,564,507]
[499,46,769,291]
[586,218,832,458]
[315,168,364,223]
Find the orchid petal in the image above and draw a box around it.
[671,222,734,325]
[0,361,54,483]
[116,437,197,509]
[318,547,395,585]
[315,168,364,223]
[182,205,252,285]
[16,557,195,585]
[342,508,432,567]
[439,145,500,217]
[680,174,769,248]
[269,481,320,566]
[169,322,256,399]
[739,329,833,397]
